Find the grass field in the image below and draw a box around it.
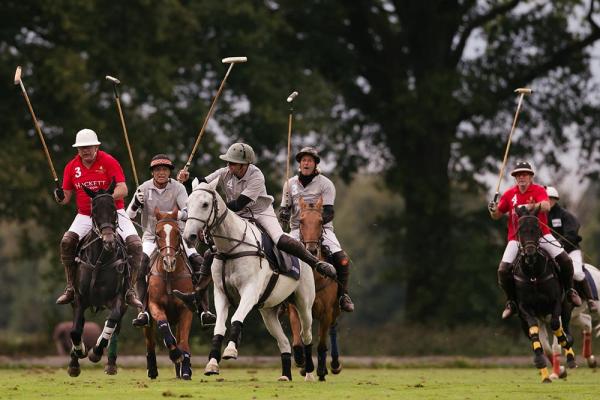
[1,365,600,400]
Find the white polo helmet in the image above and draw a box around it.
[546,186,560,199]
[72,129,101,147]
[219,143,256,164]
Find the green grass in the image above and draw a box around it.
[1,366,600,399]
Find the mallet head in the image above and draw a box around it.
[222,56,248,64]
[514,88,533,95]
[14,66,22,85]
[105,75,121,85]
[287,91,299,103]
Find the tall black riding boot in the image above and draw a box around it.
[277,235,337,279]
[132,254,151,327]
[497,261,517,319]
[189,251,216,326]
[331,251,354,312]
[56,231,80,305]
[556,252,583,306]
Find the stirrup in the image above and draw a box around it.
[132,311,149,327]
[200,311,216,327]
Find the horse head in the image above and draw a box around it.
[155,206,181,273]
[183,178,222,247]
[83,177,117,250]
[299,196,324,256]
[516,204,543,274]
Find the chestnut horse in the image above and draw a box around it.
[288,197,341,381]
[143,207,194,380]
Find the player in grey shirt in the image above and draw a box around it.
[279,147,354,312]
[176,142,337,307]
[126,154,215,327]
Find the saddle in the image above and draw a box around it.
[258,228,300,281]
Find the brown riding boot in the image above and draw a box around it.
[125,236,144,308]
[277,235,337,279]
[556,252,583,306]
[332,251,354,312]
[497,261,517,319]
[56,231,80,305]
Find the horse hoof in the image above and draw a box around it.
[204,358,220,376]
[88,350,102,363]
[559,366,568,379]
[277,376,290,382]
[182,374,191,381]
[566,356,578,369]
[104,364,117,375]
[222,346,238,360]
[588,355,597,369]
[318,375,326,382]
[331,365,342,375]
[542,378,552,383]
[549,372,558,381]
[304,372,315,382]
[68,366,80,377]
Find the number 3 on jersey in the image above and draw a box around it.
[75,167,82,178]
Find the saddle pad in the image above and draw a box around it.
[260,230,300,280]
[583,265,599,300]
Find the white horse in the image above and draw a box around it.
[183,179,316,381]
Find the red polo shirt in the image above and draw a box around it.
[498,183,550,241]
[62,150,125,216]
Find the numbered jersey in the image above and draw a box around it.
[497,183,550,241]
[283,174,335,231]
[62,150,126,216]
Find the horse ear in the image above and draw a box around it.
[192,177,200,190]
[207,178,219,191]
[83,185,95,198]
[107,177,116,194]
[316,196,323,209]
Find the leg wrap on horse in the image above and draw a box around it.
[209,334,224,362]
[157,320,177,348]
[277,235,337,278]
[497,261,515,301]
[229,321,243,348]
[61,231,80,285]
[281,352,292,380]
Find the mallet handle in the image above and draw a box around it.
[18,80,59,185]
[113,94,139,187]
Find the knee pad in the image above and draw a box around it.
[332,251,350,268]
[61,231,80,262]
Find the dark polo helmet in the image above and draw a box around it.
[510,161,534,176]
[149,154,174,170]
[295,146,320,164]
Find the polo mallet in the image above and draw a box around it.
[492,88,533,203]
[14,66,60,189]
[106,75,139,187]
[282,91,299,207]
[179,56,248,182]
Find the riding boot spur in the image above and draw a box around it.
[556,252,583,306]
[56,231,80,305]
[575,278,598,313]
[132,253,151,327]
[276,235,337,279]
[497,261,517,319]
[331,251,354,312]
[125,235,144,309]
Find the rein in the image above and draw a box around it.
[151,218,191,294]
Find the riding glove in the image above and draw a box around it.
[488,201,498,214]
[54,187,65,203]
[278,207,291,224]
[133,189,145,209]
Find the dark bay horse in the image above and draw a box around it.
[68,179,129,377]
[144,207,194,380]
[513,205,575,383]
[288,197,341,381]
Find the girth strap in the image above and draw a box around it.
[257,272,280,309]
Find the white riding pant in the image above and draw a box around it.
[289,227,342,254]
[251,205,287,244]
[142,238,198,258]
[68,209,139,240]
[501,234,564,263]
[570,249,584,281]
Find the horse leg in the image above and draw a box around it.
[177,308,193,380]
[329,323,342,374]
[143,319,158,379]
[288,304,305,369]
[223,285,259,360]
[68,304,86,377]
[104,327,118,375]
[205,265,229,376]
[316,314,331,381]
[259,307,293,381]
[89,307,120,363]
[294,267,316,382]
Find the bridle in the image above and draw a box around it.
[90,193,118,237]
[155,218,184,272]
[299,205,324,257]
[187,188,228,233]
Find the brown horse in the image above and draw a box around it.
[143,207,194,380]
[288,197,341,381]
